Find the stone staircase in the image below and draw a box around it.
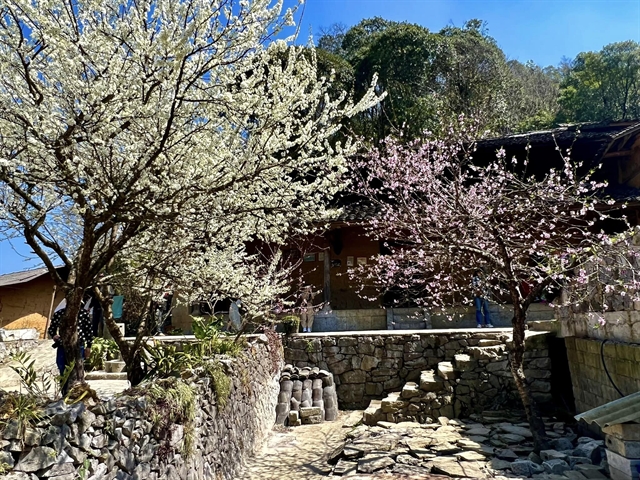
[363,360,460,425]
[362,337,553,425]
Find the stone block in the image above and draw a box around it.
[14,446,57,472]
[542,458,570,475]
[607,449,640,477]
[541,449,569,462]
[607,436,640,459]
[419,370,444,392]
[453,354,476,371]
[437,362,456,380]
[341,370,366,384]
[574,441,604,464]
[299,407,322,418]
[604,424,640,442]
[401,382,420,399]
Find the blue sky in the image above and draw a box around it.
[1,0,639,275]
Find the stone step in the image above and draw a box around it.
[419,370,445,392]
[392,322,428,330]
[401,382,420,399]
[437,362,456,380]
[85,371,127,381]
[527,319,559,332]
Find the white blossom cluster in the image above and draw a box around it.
[0,0,381,319]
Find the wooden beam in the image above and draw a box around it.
[323,248,330,308]
[604,150,633,158]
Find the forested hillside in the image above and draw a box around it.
[316,17,640,141]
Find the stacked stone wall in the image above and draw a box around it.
[565,336,640,413]
[0,338,282,480]
[284,331,553,413]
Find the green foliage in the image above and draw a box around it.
[317,17,549,140]
[280,314,300,334]
[0,393,43,443]
[0,462,11,475]
[143,343,189,379]
[10,352,49,397]
[89,338,120,370]
[558,41,640,122]
[147,378,197,458]
[77,459,91,480]
[188,317,243,358]
[10,352,74,399]
[203,362,231,410]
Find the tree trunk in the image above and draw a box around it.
[60,287,86,388]
[92,287,148,386]
[104,315,147,386]
[510,306,550,452]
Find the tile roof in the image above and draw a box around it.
[477,121,640,149]
[0,266,60,287]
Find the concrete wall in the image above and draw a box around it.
[284,330,554,412]
[560,310,640,344]
[565,337,640,413]
[0,338,281,480]
[0,277,62,337]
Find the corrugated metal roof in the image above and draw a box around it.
[0,267,53,287]
[575,391,640,427]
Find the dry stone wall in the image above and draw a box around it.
[0,337,282,480]
[284,331,553,413]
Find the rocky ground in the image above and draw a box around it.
[327,410,609,479]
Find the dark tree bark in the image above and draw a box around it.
[93,288,148,386]
[508,286,550,452]
[59,286,86,389]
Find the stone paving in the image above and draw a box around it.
[241,409,610,480]
[327,410,609,479]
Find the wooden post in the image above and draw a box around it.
[323,248,331,309]
[44,285,57,339]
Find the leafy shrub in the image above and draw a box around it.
[89,338,120,370]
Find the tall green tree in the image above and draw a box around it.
[558,41,640,122]
[437,20,515,134]
[508,60,561,131]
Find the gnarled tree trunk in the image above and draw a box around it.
[509,297,550,452]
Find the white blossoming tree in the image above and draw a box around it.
[352,118,638,449]
[0,0,380,387]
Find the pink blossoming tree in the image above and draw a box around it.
[352,117,639,448]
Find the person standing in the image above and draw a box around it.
[472,269,494,328]
[48,302,94,385]
[299,286,315,333]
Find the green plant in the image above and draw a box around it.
[0,462,11,475]
[280,315,300,334]
[77,459,90,480]
[147,378,196,458]
[185,324,243,359]
[89,338,120,370]
[10,352,51,397]
[305,339,316,353]
[143,343,190,379]
[0,393,43,443]
[203,361,231,410]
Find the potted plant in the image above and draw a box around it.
[280,315,300,335]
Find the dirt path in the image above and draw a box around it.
[239,411,363,480]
